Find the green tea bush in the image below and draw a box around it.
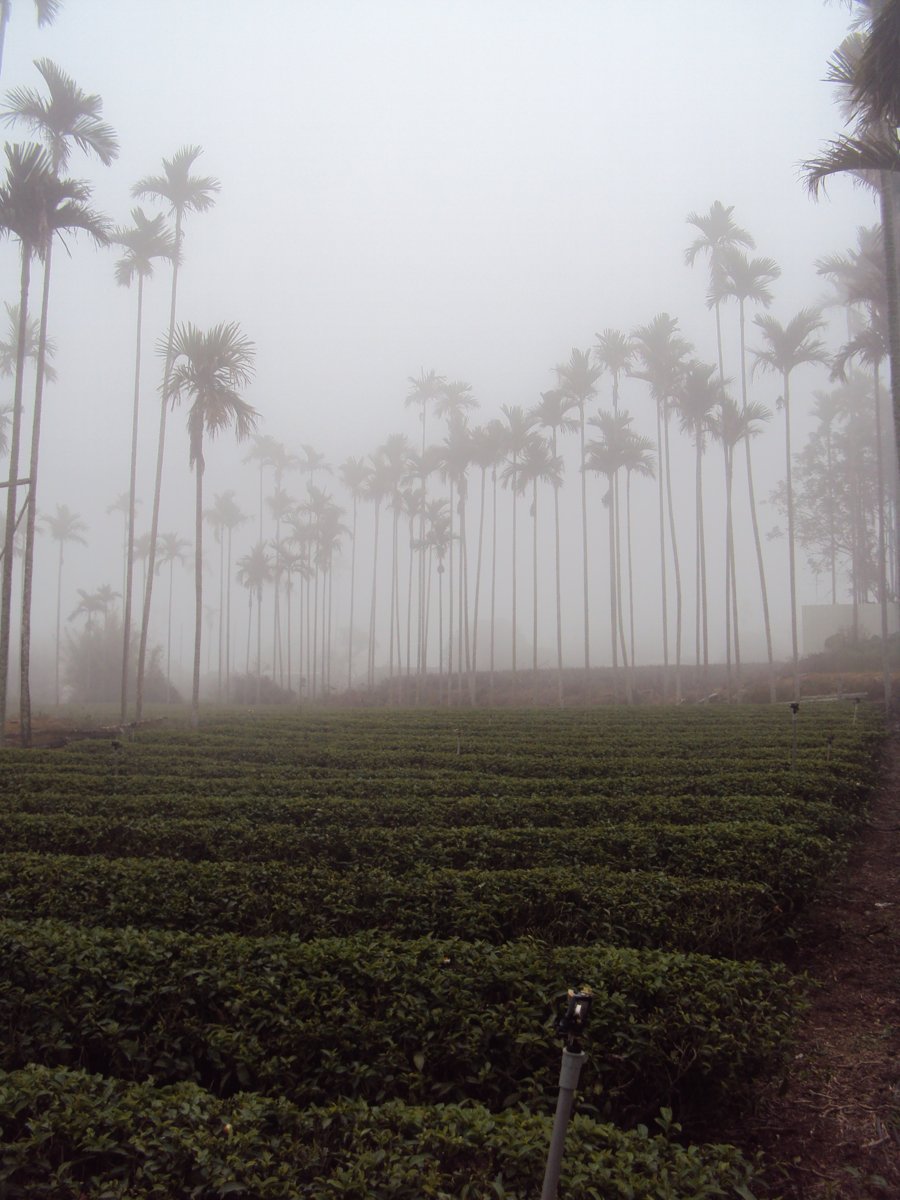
[0,1064,763,1199]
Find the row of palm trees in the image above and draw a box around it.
[0,51,259,741]
[31,194,896,714]
[3,4,897,726]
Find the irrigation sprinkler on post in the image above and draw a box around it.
[789,702,800,771]
[540,985,592,1200]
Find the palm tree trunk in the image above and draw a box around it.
[579,406,590,680]
[191,452,204,728]
[662,406,683,701]
[120,275,144,721]
[368,501,381,689]
[879,172,900,579]
[553,471,563,708]
[723,444,734,698]
[447,478,454,706]
[166,560,174,702]
[874,366,891,707]
[738,297,775,702]
[20,237,56,746]
[136,212,183,723]
[472,466,487,687]
[0,244,32,744]
[226,525,234,697]
[654,399,670,700]
[510,465,517,680]
[347,495,357,691]
[490,466,497,704]
[532,478,539,704]
[55,541,62,706]
[783,374,800,701]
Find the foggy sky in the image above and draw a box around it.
[0,0,882,693]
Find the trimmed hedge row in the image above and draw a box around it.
[0,786,855,836]
[0,919,798,1126]
[0,852,781,956]
[0,812,842,901]
[0,1064,763,1199]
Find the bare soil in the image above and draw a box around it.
[738,717,900,1198]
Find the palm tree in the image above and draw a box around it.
[617,420,656,675]
[267,483,298,686]
[365,438,409,689]
[3,59,116,745]
[804,21,900,528]
[514,434,563,704]
[155,532,190,702]
[244,433,283,540]
[752,309,829,698]
[585,411,634,701]
[236,541,274,690]
[530,389,576,704]
[167,321,257,726]
[405,368,446,459]
[0,143,108,743]
[685,201,754,379]
[0,1,62,80]
[593,328,633,412]
[709,397,771,697]
[440,413,475,704]
[714,245,781,700]
[42,502,85,705]
[555,348,603,677]
[132,145,220,722]
[112,206,176,720]
[629,314,693,699]
[467,419,505,692]
[338,455,369,690]
[674,360,723,687]
[0,301,55,379]
[499,404,537,680]
[204,489,246,698]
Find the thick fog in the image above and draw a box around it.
[0,0,884,703]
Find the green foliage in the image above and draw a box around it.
[0,1064,763,1199]
[0,918,798,1127]
[0,852,781,957]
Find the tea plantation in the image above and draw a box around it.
[0,703,883,1197]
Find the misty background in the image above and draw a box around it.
[0,0,881,701]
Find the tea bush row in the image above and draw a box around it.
[0,1064,763,1199]
[0,785,856,837]
[0,852,780,956]
[0,811,842,901]
[0,918,797,1126]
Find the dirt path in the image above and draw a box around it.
[741,717,900,1198]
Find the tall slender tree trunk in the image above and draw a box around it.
[579,406,590,681]
[0,245,32,744]
[347,495,357,691]
[654,399,670,700]
[472,465,487,686]
[531,479,539,704]
[20,237,56,746]
[368,501,381,689]
[120,275,145,721]
[553,471,563,708]
[55,542,63,706]
[723,444,734,698]
[191,451,204,728]
[662,406,683,701]
[874,366,891,706]
[489,466,497,704]
[738,297,775,702]
[783,374,800,701]
[136,212,183,723]
[879,173,900,580]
